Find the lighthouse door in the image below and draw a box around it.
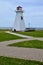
[14,29,16,32]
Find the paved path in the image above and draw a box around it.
[0,39,43,62]
[5,31,34,39]
[0,31,43,62]
[0,39,35,47]
[5,31,43,41]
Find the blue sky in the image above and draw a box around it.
[0,0,43,28]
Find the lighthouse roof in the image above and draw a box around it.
[17,6,22,8]
[17,6,22,10]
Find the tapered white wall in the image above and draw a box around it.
[12,6,25,31]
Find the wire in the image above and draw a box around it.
[17,0,23,6]
[9,0,24,12]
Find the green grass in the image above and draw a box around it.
[16,30,43,37]
[0,31,22,42]
[9,40,43,49]
[0,56,43,65]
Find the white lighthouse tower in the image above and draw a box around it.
[12,6,25,31]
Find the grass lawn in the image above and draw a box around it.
[8,40,43,49]
[16,30,43,37]
[0,31,22,42]
[0,56,43,65]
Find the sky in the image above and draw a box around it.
[0,0,43,28]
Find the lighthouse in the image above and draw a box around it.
[12,6,25,31]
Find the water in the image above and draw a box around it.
[0,27,13,30]
[0,27,43,30]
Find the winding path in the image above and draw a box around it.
[5,31,43,41]
[0,31,43,62]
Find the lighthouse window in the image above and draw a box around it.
[21,16,23,20]
[17,7,19,10]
